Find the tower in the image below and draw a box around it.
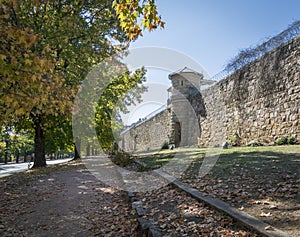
[168,67,205,147]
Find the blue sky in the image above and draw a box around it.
[122,1,299,125]
[130,0,299,76]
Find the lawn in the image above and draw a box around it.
[136,145,300,237]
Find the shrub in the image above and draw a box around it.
[111,152,131,167]
[161,141,169,149]
[276,137,288,145]
[229,132,241,146]
[287,137,297,145]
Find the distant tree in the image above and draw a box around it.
[0,127,33,163]
[10,130,34,163]
[95,67,147,151]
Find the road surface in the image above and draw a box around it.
[0,158,73,178]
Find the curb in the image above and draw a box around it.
[128,191,163,237]
[134,159,291,237]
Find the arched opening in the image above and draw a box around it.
[174,122,181,147]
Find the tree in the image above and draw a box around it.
[0,0,164,167]
[0,127,34,163]
[10,130,34,163]
[72,57,148,158]
[44,116,73,158]
[95,67,147,151]
[113,0,165,40]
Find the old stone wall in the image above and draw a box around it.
[120,107,172,152]
[120,36,300,150]
[199,35,300,146]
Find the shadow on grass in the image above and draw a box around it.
[136,147,299,236]
[136,149,205,171]
[136,146,299,203]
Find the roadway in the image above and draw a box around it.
[0,158,73,178]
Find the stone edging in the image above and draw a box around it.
[134,159,291,237]
[128,191,163,237]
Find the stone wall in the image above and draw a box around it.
[120,36,300,150]
[120,108,172,152]
[199,35,300,146]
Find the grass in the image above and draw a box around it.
[187,145,299,181]
[135,145,300,236]
[135,147,204,171]
[137,145,300,178]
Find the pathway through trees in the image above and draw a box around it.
[0,162,138,236]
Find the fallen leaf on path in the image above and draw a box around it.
[260,212,272,217]
[265,225,275,231]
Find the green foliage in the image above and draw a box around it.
[113,0,164,40]
[287,137,297,145]
[95,67,147,151]
[44,116,74,154]
[275,136,297,145]
[111,152,132,167]
[229,131,241,146]
[161,141,169,149]
[0,127,34,162]
[0,141,5,161]
[276,137,288,145]
[0,0,163,167]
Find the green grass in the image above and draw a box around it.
[187,145,299,180]
[136,145,300,181]
[136,147,205,171]
[136,145,300,235]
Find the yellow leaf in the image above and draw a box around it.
[25,59,31,65]
[3,14,10,19]
[19,35,26,44]
[31,75,37,81]
[16,108,25,115]
[0,54,6,61]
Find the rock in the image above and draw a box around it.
[222,142,229,149]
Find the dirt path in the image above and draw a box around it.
[0,161,139,236]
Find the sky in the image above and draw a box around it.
[121,0,300,125]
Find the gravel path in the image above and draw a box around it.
[0,159,286,237]
[0,161,138,236]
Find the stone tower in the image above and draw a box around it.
[168,67,204,147]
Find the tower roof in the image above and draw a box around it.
[168,67,216,86]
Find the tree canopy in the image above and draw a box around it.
[0,0,164,167]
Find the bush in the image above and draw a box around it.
[229,132,241,146]
[161,141,169,149]
[276,137,288,145]
[287,137,297,145]
[275,137,298,145]
[111,152,132,167]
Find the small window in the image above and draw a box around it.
[181,80,183,86]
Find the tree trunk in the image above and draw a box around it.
[23,151,27,162]
[4,150,8,164]
[4,139,8,164]
[32,115,47,168]
[73,137,81,160]
[16,151,19,163]
[86,143,90,157]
